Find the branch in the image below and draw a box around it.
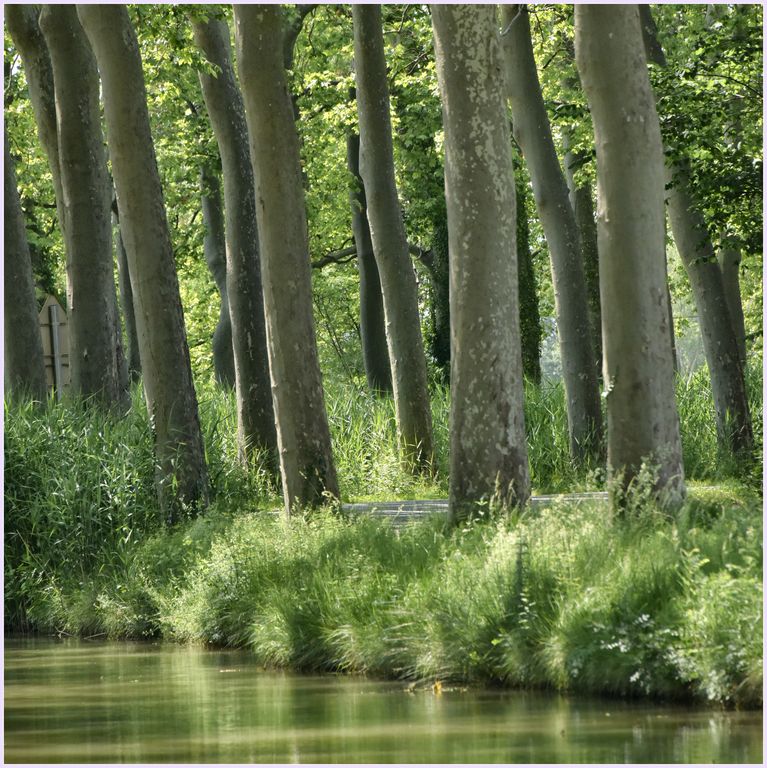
[311,245,357,269]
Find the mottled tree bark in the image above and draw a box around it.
[5,5,65,246]
[432,4,531,524]
[575,4,685,507]
[4,130,47,402]
[39,4,128,409]
[501,5,602,461]
[346,131,392,394]
[199,165,235,389]
[234,5,337,514]
[78,4,208,518]
[562,133,602,376]
[193,14,278,468]
[352,5,434,472]
[639,6,752,456]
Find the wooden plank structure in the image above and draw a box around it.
[38,294,70,399]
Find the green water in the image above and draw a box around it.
[4,637,762,763]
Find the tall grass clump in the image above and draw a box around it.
[19,480,760,708]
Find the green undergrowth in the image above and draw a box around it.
[7,490,762,708]
[4,359,762,705]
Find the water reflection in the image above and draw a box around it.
[4,637,762,763]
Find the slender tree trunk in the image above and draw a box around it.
[346,131,392,394]
[432,4,531,524]
[4,130,47,402]
[575,4,685,507]
[639,6,752,456]
[39,4,127,409]
[199,164,235,389]
[78,4,208,518]
[5,5,66,248]
[352,5,434,472]
[193,15,278,467]
[424,208,451,382]
[515,167,542,384]
[233,5,337,514]
[501,5,602,461]
[561,133,602,376]
[718,243,747,370]
[113,206,141,384]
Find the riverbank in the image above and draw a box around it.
[5,367,762,708]
[6,485,762,709]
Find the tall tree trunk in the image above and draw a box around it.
[346,131,392,394]
[718,243,747,370]
[575,4,685,507]
[352,5,434,473]
[199,164,235,389]
[233,5,337,514]
[424,207,451,382]
[78,4,208,518]
[39,4,127,409]
[5,5,66,249]
[193,15,278,468]
[113,205,141,384]
[432,4,531,524]
[639,6,752,456]
[561,132,602,376]
[501,5,602,462]
[4,130,47,402]
[515,167,542,385]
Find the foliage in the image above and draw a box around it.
[7,478,761,708]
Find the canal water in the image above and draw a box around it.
[4,637,762,763]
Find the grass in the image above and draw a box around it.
[4,359,762,706]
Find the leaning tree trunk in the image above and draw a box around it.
[640,5,752,456]
[4,130,47,402]
[501,4,602,462]
[432,4,531,525]
[199,164,235,389]
[193,15,278,467]
[346,131,392,394]
[353,5,434,472]
[575,4,685,508]
[78,4,208,518]
[233,5,337,514]
[113,203,141,384]
[561,132,602,376]
[39,5,128,409]
[5,5,66,247]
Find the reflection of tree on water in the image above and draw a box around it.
[4,639,762,763]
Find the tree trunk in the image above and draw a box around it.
[352,5,434,472]
[193,15,278,468]
[639,6,752,456]
[78,4,208,518]
[575,4,685,507]
[233,5,337,514]
[501,5,602,462]
[4,130,47,402]
[5,5,66,247]
[515,167,542,384]
[718,243,747,370]
[39,4,128,409]
[199,164,235,390]
[562,133,602,376]
[346,131,392,394]
[432,4,531,524]
[113,206,141,384]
